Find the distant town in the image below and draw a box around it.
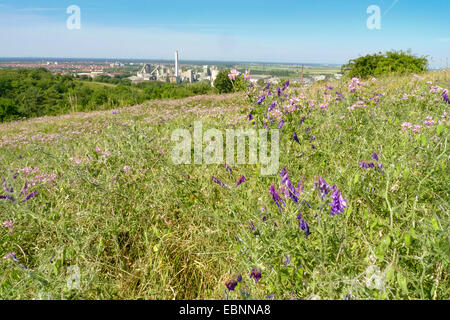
[0,52,343,86]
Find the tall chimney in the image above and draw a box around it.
[175,50,180,83]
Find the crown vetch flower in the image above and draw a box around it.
[243,70,251,80]
[228,69,239,81]
[250,268,262,283]
[329,189,347,215]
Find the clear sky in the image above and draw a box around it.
[0,0,449,67]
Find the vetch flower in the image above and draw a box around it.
[296,212,311,237]
[329,188,347,215]
[314,176,332,201]
[293,132,300,143]
[212,176,228,188]
[23,191,38,202]
[250,268,262,283]
[371,152,379,161]
[235,175,247,187]
[224,163,233,174]
[283,254,291,267]
[269,184,284,211]
[443,89,450,104]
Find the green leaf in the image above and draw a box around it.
[397,273,408,295]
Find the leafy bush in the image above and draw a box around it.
[213,70,234,93]
[341,50,428,78]
[214,69,249,94]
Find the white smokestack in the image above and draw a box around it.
[175,50,180,83]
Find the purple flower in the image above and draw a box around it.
[2,220,14,233]
[277,119,285,129]
[269,184,284,211]
[329,189,347,215]
[266,101,276,115]
[443,89,450,104]
[266,294,275,300]
[2,178,13,193]
[250,268,262,283]
[279,167,287,178]
[224,163,233,174]
[325,85,333,90]
[296,212,311,237]
[225,279,238,291]
[24,191,38,202]
[264,81,271,90]
[235,175,247,187]
[282,80,290,91]
[336,91,344,101]
[277,87,281,96]
[4,252,19,262]
[212,176,228,188]
[293,132,300,143]
[257,94,266,105]
[299,118,306,127]
[310,135,316,142]
[314,177,333,201]
[284,254,291,267]
[0,195,15,202]
[371,152,379,161]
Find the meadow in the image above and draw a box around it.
[0,71,448,300]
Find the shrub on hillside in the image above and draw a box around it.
[341,50,428,78]
[213,69,249,94]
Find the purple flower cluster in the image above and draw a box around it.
[314,176,333,201]
[329,189,347,216]
[360,151,383,172]
[250,268,262,283]
[1,175,38,203]
[269,184,285,212]
[296,212,311,237]
[235,175,247,187]
[443,89,450,104]
[225,274,243,291]
[212,176,228,188]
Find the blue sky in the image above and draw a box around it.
[0,0,449,67]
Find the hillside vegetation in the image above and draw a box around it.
[0,71,448,300]
[0,68,213,122]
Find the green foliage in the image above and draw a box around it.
[213,69,250,94]
[214,70,234,93]
[341,50,428,79]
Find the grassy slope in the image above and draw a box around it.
[0,72,448,300]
